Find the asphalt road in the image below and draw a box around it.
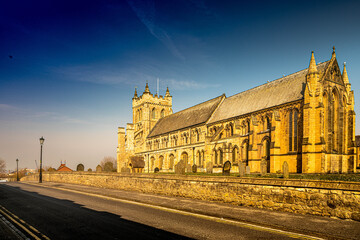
[0,182,353,240]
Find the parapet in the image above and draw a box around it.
[118,127,125,134]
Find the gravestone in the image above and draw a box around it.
[175,159,185,174]
[206,161,213,173]
[245,165,251,175]
[186,164,192,173]
[283,161,289,179]
[121,167,130,173]
[260,159,267,176]
[96,165,102,172]
[87,168,92,172]
[154,167,160,173]
[238,162,245,177]
[222,161,231,176]
[76,163,84,172]
[192,164,197,173]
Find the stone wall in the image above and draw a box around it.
[21,172,360,221]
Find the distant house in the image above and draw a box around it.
[57,163,73,172]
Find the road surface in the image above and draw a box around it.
[0,182,358,239]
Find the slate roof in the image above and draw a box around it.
[147,95,225,138]
[355,136,360,147]
[207,61,329,124]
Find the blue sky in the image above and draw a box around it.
[1,0,360,171]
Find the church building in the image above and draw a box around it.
[117,48,356,174]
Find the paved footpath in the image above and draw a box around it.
[17,181,360,240]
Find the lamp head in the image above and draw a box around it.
[40,136,45,145]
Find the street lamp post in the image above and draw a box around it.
[39,136,45,183]
[16,158,19,181]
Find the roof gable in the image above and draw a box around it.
[57,164,73,172]
[147,95,225,138]
[321,58,344,85]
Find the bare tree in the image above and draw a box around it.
[100,156,117,172]
[44,165,54,171]
[0,158,6,173]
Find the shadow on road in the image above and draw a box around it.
[0,183,192,240]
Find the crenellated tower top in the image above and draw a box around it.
[131,82,173,153]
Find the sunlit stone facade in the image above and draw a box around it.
[117,48,356,173]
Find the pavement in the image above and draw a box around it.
[0,215,21,240]
[1,181,360,239]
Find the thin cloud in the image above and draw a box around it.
[127,0,185,60]
[0,104,18,111]
[51,65,220,90]
[188,0,214,16]
[51,65,152,86]
[30,111,91,125]
[0,104,90,125]
[164,78,220,90]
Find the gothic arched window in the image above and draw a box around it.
[289,111,293,151]
[214,149,218,165]
[293,110,298,151]
[158,155,164,170]
[332,89,339,152]
[289,109,299,152]
[197,150,202,166]
[169,154,174,170]
[181,152,188,164]
[323,92,329,152]
[229,123,234,136]
[218,148,223,165]
[160,109,165,118]
[243,141,249,166]
[232,146,238,163]
[246,120,250,134]
[266,116,271,131]
[151,108,156,119]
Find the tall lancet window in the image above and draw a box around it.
[151,108,156,119]
[289,110,299,152]
[289,111,293,151]
[293,110,298,152]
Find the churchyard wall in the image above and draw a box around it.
[21,172,360,221]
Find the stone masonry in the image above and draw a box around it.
[22,172,360,221]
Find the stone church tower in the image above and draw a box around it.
[302,48,356,173]
[117,83,172,171]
